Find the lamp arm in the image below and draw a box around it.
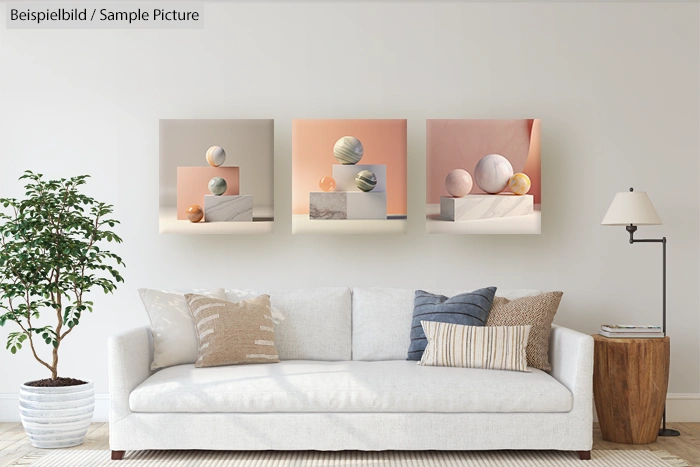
[626,224,664,243]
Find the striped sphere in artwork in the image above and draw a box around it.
[333,136,364,165]
[208,177,227,196]
[205,146,226,167]
[355,170,377,192]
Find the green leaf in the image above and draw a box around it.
[0,171,125,361]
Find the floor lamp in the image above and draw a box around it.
[601,188,680,437]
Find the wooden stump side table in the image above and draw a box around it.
[592,334,670,444]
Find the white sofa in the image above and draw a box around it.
[108,287,594,460]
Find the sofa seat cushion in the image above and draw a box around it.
[129,360,572,414]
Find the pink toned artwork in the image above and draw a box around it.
[426,119,541,204]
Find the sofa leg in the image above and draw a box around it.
[111,451,125,460]
[576,451,591,460]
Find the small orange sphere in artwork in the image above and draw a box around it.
[186,205,203,223]
[319,176,336,192]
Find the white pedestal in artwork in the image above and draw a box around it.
[310,192,387,220]
[332,164,387,192]
[347,192,386,219]
[440,194,534,221]
[204,195,253,222]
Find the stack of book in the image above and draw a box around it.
[598,325,664,338]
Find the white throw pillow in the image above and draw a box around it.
[138,288,225,370]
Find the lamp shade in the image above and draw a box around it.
[601,190,662,226]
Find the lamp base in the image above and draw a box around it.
[658,428,681,437]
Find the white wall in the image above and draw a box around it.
[0,2,698,421]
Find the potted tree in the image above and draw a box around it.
[0,171,124,448]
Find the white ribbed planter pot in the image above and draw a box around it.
[19,381,94,449]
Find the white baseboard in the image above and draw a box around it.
[666,393,700,422]
[1,393,699,423]
[0,393,110,423]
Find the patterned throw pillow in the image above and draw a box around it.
[419,322,531,372]
[407,287,497,361]
[486,291,563,371]
[184,294,279,368]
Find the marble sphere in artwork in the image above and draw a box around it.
[445,169,473,198]
[186,204,203,223]
[355,170,377,192]
[208,177,227,196]
[205,146,226,167]
[319,176,336,192]
[508,173,531,195]
[333,136,364,165]
[474,154,514,194]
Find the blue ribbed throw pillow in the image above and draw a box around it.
[407,287,497,361]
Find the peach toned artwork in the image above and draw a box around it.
[292,119,407,234]
[159,119,274,234]
[426,119,541,235]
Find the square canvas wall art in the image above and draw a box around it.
[292,119,407,234]
[426,119,541,234]
[159,119,274,234]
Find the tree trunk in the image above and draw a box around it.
[51,345,59,380]
[52,275,62,381]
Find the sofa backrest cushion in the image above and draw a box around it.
[352,287,542,361]
[225,287,351,361]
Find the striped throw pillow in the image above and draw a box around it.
[184,294,279,368]
[407,288,497,361]
[418,321,531,372]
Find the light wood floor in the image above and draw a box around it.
[0,422,698,466]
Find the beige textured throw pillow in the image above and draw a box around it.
[184,294,279,368]
[419,321,531,372]
[486,291,563,371]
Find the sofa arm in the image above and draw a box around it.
[549,325,594,411]
[108,326,153,425]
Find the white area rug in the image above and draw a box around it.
[17,449,691,467]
